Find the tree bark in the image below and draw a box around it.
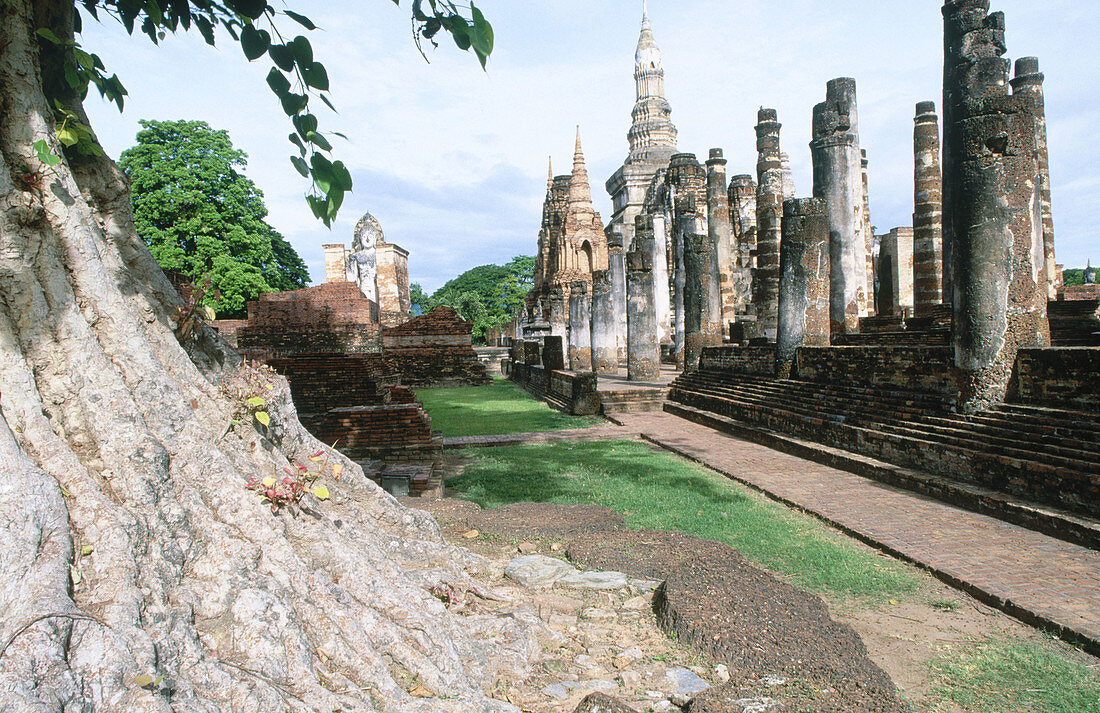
[0,2,526,710]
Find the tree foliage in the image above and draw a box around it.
[119,119,308,317]
[426,255,533,343]
[50,0,492,226]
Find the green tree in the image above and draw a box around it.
[119,119,309,316]
[429,255,534,343]
[409,282,431,315]
[0,0,493,707]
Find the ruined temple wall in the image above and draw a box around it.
[879,228,915,317]
[777,198,831,377]
[753,109,784,341]
[913,101,944,313]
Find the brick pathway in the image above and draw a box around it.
[612,411,1100,657]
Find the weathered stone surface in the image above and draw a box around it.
[627,215,661,381]
[666,667,710,699]
[913,100,944,313]
[810,77,868,335]
[558,570,630,590]
[943,0,1050,411]
[569,280,594,371]
[684,230,723,371]
[573,692,641,712]
[505,555,579,588]
[878,228,915,318]
[1011,57,1058,301]
[591,270,619,374]
[776,198,830,377]
[543,335,567,372]
[753,109,784,341]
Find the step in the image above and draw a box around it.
[662,401,1100,551]
[916,415,1100,461]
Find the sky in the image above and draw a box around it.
[80,1,1100,293]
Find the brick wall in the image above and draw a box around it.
[211,319,248,348]
[381,306,489,387]
[699,345,777,376]
[797,346,958,399]
[1015,347,1100,410]
[235,282,381,360]
[510,361,600,415]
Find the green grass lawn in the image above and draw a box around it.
[929,637,1100,712]
[449,439,924,601]
[416,377,601,437]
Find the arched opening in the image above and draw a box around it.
[579,241,593,274]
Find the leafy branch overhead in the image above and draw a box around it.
[57,0,493,227]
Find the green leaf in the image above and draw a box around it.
[266,67,291,95]
[225,0,266,20]
[80,545,94,556]
[331,160,353,191]
[302,62,328,91]
[254,411,270,427]
[57,126,79,147]
[290,155,309,177]
[70,565,81,586]
[312,485,330,500]
[469,4,494,57]
[309,153,334,193]
[247,396,266,408]
[305,131,331,151]
[133,674,155,688]
[240,25,270,61]
[35,28,64,44]
[319,94,337,113]
[279,92,307,116]
[33,139,49,154]
[40,153,62,167]
[289,35,313,66]
[283,10,316,30]
[267,44,295,72]
[292,113,317,137]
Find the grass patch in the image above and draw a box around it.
[417,377,601,437]
[449,440,923,600]
[929,637,1100,712]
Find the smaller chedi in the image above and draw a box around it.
[324,212,412,327]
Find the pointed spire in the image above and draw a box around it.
[568,126,592,207]
[635,2,659,67]
[546,156,554,192]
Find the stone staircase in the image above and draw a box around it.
[667,369,1100,546]
[1049,298,1100,346]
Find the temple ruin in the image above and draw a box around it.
[508,0,1098,545]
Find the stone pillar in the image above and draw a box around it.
[810,77,868,335]
[780,152,796,199]
[707,149,737,326]
[1011,57,1057,300]
[683,231,723,371]
[607,226,628,363]
[670,207,690,367]
[753,109,784,341]
[591,270,618,375]
[728,174,757,314]
[549,286,568,341]
[879,228,915,317]
[777,198,830,378]
[323,244,349,283]
[943,0,1049,411]
[651,213,673,345]
[567,280,592,371]
[913,100,944,313]
[627,217,661,381]
[861,149,876,314]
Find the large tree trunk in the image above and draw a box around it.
[0,2,528,710]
